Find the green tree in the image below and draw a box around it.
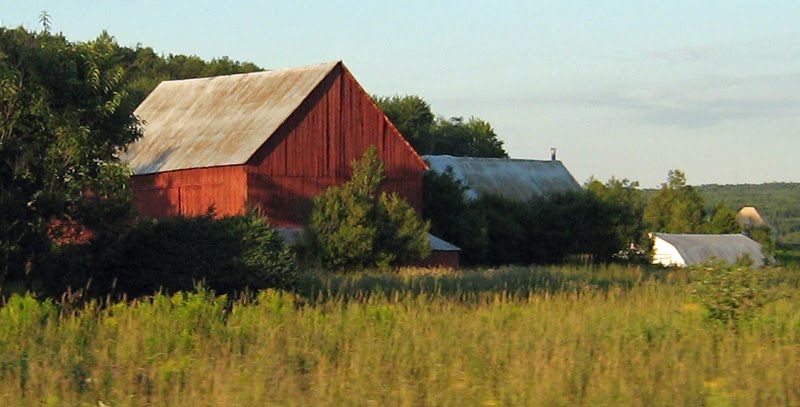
[706,203,741,234]
[527,191,620,263]
[430,116,507,158]
[375,94,507,157]
[0,27,141,285]
[307,147,430,270]
[586,177,650,261]
[422,169,488,264]
[644,170,706,233]
[374,95,435,154]
[745,225,776,259]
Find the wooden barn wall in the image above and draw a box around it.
[247,65,425,227]
[414,251,460,269]
[131,166,248,218]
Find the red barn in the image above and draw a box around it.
[121,61,426,226]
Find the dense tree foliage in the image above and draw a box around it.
[118,44,261,105]
[585,177,651,261]
[374,95,435,153]
[0,24,263,287]
[307,148,430,270]
[695,183,800,245]
[644,170,707,233]
[706,203,741,234]
[422,169,488,264]
[37,211,297,297]
[0,27,141,284]
[423,172,640,265]
[375,95,507,158]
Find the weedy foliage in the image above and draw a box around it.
[1,266,799,406]
[692,261,787,325]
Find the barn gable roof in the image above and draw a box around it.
[653,233,764,267]
[423,155,581,201]
[121,61,340,175]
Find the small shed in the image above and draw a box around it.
[423,155,581,201]
[277,228,461,269]
[415,234,461,269]
[651,233,765,268]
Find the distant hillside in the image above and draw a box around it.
[697,183,800,244]
[642,182,800,244]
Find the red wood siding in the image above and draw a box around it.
[415,251,460,269]
[131,166,248,218]
[246,64,426,227]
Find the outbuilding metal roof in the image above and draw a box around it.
[653,233,764,267]
[275,228,460,252]
[121,61,340,175]
[423,155,581,201]
[427,234,461,251]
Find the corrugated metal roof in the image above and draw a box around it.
[423,155,581,201]
[121,61,340,174]
[653,233,764,267]
[427,233,460,251]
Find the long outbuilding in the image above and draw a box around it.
[423,155,581,202]
[651,233,765,268]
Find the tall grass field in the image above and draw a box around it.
[1,265,799,406]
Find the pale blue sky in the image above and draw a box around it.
[5,1,800,187]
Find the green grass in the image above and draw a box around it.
[1,265,800,406]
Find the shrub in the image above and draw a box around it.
[307,147,430,270]
[692,261,782,325]
[36,211,297,297]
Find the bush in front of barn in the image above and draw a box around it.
[306,147,430,271]
[36,211,297,297]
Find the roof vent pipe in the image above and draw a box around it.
[550,147,557,161]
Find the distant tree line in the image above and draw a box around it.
[694,183,800,246]
[378,95,770,265]
[422,166,772,266]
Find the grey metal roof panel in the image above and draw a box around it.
[423,155,581,201]
[653,233,765,267]
[428,233,461,251]
[276,228,460,252]
[121,61,340,174]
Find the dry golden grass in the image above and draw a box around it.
[1,265,799,406]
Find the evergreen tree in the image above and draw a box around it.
[307,147,430,270]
